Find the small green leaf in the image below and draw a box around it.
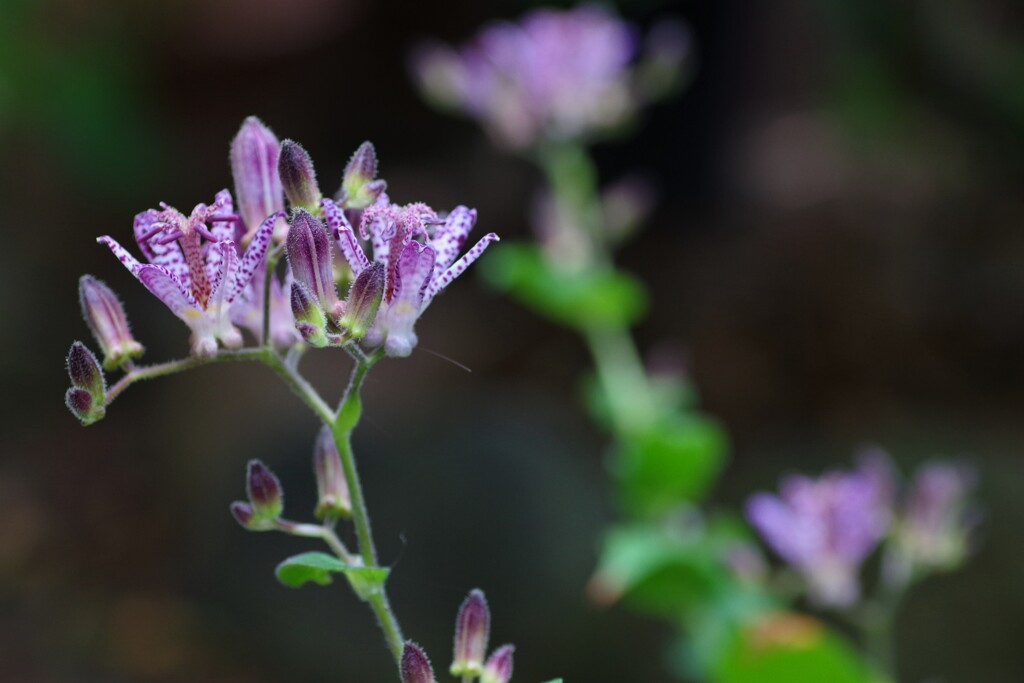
[275,552,389,600]
[482,243,648,330]
[541,679,564,683]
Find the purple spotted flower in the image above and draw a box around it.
[321,196,498,357]
[746,459,893,607]
[98,190,282,357]
[412,5,686,149]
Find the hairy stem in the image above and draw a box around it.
[329,349,404,664]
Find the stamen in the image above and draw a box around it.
[155,229,185,245]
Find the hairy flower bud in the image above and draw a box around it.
[67,341,106,399]
[291,281,329,348]
[279,139,322,211]
[401,642,437,683]
[481,645,515,683]
[287,210,343,321]
[340,141,386,209]
[65,386,105,425]
[229,501,255,528]
[314,426,351,519]
[231,116,286,242]
[79,275,145,370]
[451,589,490,677]
[339,262,384,339]
[245,459,283,527]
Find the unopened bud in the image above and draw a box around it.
[245,459,283,527]
[230,117,285,242]
[65,386,105,425]
[279,139,322,211]
[451,589,490,677]
[79,275,144,369]
[67,341,106,399]
[291,281,329,348]
[313,426,351,519]
[339,262,384,338]
[229,501,255,528]
[401,642,436,683]
[481,645,515,683]
[287,210,342,320]
[340,142,386,209]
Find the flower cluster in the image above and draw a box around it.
[411,5,689,149]
[66,117,498,424]
[745,448,978,608]
[401,589,515,683]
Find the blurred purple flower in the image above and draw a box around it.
[98,190,282,357]
[412,5,687,149]
[746,459,893,607]
[885,462,978,587]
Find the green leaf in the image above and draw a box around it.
[275,552,389,600]
[482,243,648,330]
[541,679,564,683]
[713,615,873,683]
[615,414,728,515]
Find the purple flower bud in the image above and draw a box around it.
[401,642,436,683]
[481,644,514,683]
[290,281,329,348]
[79,275,144,370]
[246,459,283,525]
[889,462,978,579]
[229,501,255,528]
[339,262,384,339]
[451,589,490,677]
[287,210,343,321]
[65,386,105,425]
[230,116,286,243]
[313,426,351,519]
[279,139,321,210]
[67,341,106,399]
[340,141,386,209]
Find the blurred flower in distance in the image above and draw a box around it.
[746,459,892,608]
[411,5,689,149]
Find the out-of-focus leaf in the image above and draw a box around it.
[275,552,389,600]
[614,414,728,515]
[482,243,648,329]
[593,522,728,618]
[713,612,873,683]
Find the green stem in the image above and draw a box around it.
[276,519,356,565]
[583,325,657,436]
[104,347,333,425]
[330,349,404,664]
[536,142,657,436]
[104,348,267,404]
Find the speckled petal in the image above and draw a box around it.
[430,206,477,271]
[226,211,281,302]
[422,232,499,308]
[98,235,145,276]
[133,209,191,291]
[136,264,201,319]
[323,198,369,275]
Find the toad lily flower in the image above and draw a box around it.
[98,190,282,357]
[746,459,892,607]
[322,196,499,357]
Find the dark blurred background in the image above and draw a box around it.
[2,0,1023,681]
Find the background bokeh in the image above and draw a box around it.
[2,0,1023,681]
